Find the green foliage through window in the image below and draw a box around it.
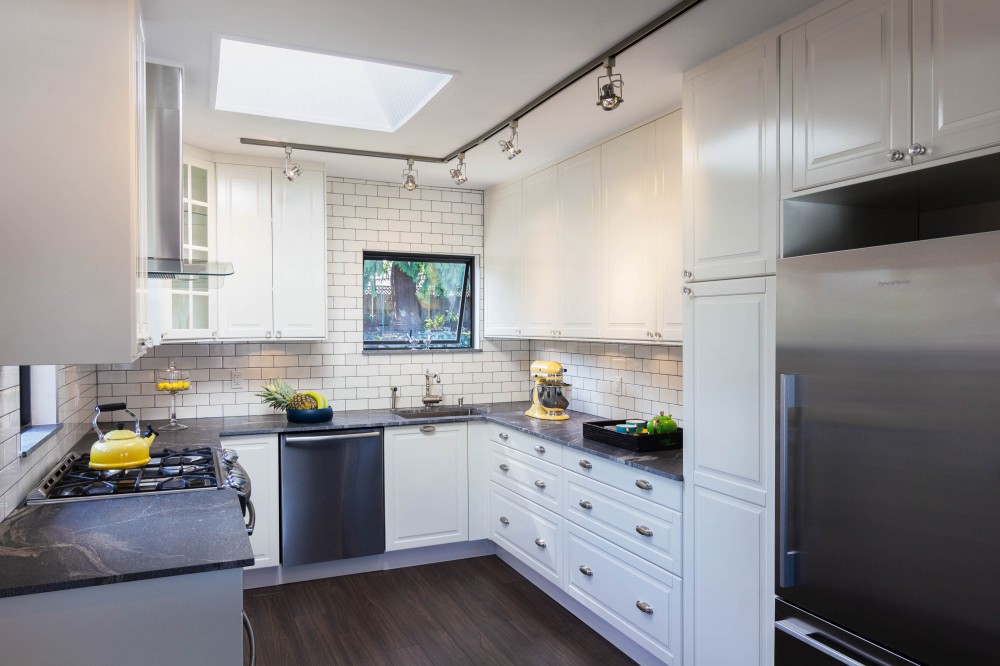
[363,252,474,350]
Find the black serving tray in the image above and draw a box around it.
[582,420,683,453]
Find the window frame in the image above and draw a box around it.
[362,251,477,352]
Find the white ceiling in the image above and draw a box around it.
[144,0,825,189]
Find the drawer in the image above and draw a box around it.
[490,483,562,586]
[491,442,562,512]
[565,522,681,665]
[488,423,563,466]
[565,472,682,576]
[564,452,681,511]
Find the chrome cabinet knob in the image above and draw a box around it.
[579,499,593,510]
[682,286,693,297]
[646,331,653,338]
[887,149,905,162]
[635,479,653,490]
[212,331,219,339]
[499,463,509,472]
[499,432,509,441]
[515,329,521,335]
[579,565,593,576]
[682,269,693,280]
[534,445,545,454]
[579,460,593,470]
[499,516,510,525]
[534,538,546,549]
[265,330,272,338]
[654,332,662,339]
[534,480,546,489]
[636,601,654,615]
[636,525,654,537]
[419,425,436,433]
[276,330,282,338]
[908,143,927,157]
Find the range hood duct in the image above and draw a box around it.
[146,63,232,280]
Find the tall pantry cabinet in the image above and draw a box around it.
[681,38,779,666]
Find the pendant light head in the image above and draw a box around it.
[498,120,522,160]
[596,57,624,111]
[402,159,418,191]
[283,146,302,180]
[449,153,469,185]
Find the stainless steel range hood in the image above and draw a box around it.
[146,63,233,280]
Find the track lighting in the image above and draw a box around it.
[596,57,624,111]
[498,121,522,160]
[449,153,468,185]
[283,146,302,180]
[402,159,418,191]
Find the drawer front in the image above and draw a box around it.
[488,423,563,466]
[490,483,562,585]
[565,523,682,664]
[564,452,681,511]
[491,442,562,511]
[565,472,682,575]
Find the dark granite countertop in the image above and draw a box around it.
[0,490,253,599]
[145,401,683,482]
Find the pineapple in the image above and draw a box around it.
[256,379,316,411]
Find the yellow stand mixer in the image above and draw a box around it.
[525,360,571,421]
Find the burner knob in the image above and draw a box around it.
[226,475,248,493]
[221,449,239,464]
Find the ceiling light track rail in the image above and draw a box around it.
[240,0,705,168]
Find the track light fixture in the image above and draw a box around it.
[449,153,469,185]
[283,146,302,180]
[596,56,624,111]
[498,120,522,160]
[402,159,418,191]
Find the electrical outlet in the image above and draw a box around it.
[231,369,243,390]
[612,376,623,396]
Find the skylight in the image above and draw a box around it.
[215,39,452,133]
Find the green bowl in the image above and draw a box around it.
[286,407,334,423]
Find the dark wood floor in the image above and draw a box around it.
[243,556,636,665]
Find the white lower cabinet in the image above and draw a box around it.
[221,434,279,569]
[490,483,563,586]
[385,423,469,551]
[565,522,682,665]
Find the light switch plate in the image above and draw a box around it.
[612,376,622,395]
[231,369,243,390]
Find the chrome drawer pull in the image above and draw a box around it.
[419,425,436,434]
[636,601,654,615]
[534,445,545,454]
[579,565,593,576]
[499,516,510,525]
[635,479,653,491]
[534,538,546,549]
[534,480,546,489]
[579,500,593,510]
[579,460,593,469]
[499,464,509,472]
[499,432,509,440]
[636,525,653,537]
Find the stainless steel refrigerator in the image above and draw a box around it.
[775,231,1000,666]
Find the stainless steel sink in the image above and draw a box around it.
[393,407,483,419]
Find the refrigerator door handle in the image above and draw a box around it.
[779,373,798,588]
[776,618,868,666]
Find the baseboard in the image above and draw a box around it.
[495,547,665,666]
[242,539,496,589]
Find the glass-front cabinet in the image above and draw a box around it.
[161,155,218,340]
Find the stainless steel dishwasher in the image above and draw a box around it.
[280,428,384,566]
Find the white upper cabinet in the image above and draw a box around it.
[683,42,779,282]
[484,181,524,337]
[786,0,911,190]
[0,0,147,364]
[655,113,684,344]
[601,124,659,341]
[557,147,602,340]
[520,167,561,338]
[911,0,1000,162]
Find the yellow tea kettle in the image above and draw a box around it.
[89,402,157,469]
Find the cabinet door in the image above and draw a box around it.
[217,164,273,339]
[385,423,469,551]
[601,124,658,341]
[912,1,1000,162]
[271,168,327,340]
[558,147,602,339]
[683,276,774,505]
[686,487,769,666]
[223,435,279,569]
[483,182,523,337]
[683,42,778,282]
[788,0,911,189]
[520,167,561,338]
[655,112,683,343]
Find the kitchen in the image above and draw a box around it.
[1,0,999,665]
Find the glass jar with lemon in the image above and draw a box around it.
[156,362,191,431]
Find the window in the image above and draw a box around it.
[363,252,475,351]
[18,365,60,457]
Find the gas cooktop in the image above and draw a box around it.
[26,447,230,505]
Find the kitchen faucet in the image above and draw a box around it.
[422,370,443,406]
